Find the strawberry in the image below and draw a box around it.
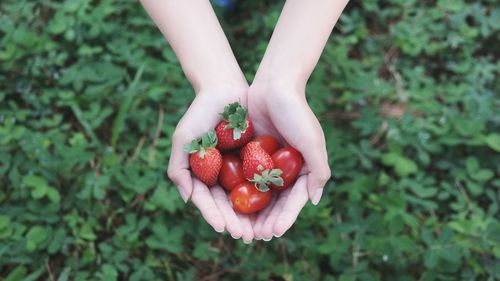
[241,141,283,191]
[184,130,222,187]
[216,102,254,151]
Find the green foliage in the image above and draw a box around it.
[1,0,499,280]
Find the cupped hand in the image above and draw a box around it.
[247,82,331,241]
[167,86,254,243]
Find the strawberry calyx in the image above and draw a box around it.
[183,129,218,158]
[219,102,249,140]
[249,165,284,192]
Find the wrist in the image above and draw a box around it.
[188,70,248,95]
[253,59,309,92]
[251,70,306,98]
[197,80,248,100]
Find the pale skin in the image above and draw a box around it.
[140,0,349,242]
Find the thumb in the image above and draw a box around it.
[167,131,194,202]
[169,169,193,203]
[307,168,330,205]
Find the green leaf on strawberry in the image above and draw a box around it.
[183,129,218,159]
[250,167,284,192]
[219,102,249,140]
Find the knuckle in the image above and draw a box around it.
[167,167,178,182]
[317,167,332,183]
[171,129,186,143]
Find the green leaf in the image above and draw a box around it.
[145,225,183,253]
[23,175,47,188]
[149,184,180,213]
[101,264,118,281]
[5,266,27,281]
[219,102,248,139]
[232,128,242,140]
[0,215,11,230]
[382,153,418,177]
[485,134,500,152]
[424,250,438,269]
[183,139,201,154]
[26,226,49,251]
[31,184,47,199]
[47,187,61,203]
[465,157,479,174]
[57,267,71,281]
[79,224,96,241]
[111,65,145,147]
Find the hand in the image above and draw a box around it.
[248,81,331,240]
[167,85,255,243]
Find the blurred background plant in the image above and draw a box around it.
[0,0,499,280]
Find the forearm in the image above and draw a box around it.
[140,0,247,91]
[254,0,349,88]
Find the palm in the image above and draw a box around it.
[248,84,331,240]
[168,87,254,242]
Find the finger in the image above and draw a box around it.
[211,186,243,239]
[269,98,331,205]
[237,213,254,244]
[169,169,193,203]
[260,189,292,241]
[273,176,309,237]
[307,170,330,205]
[297,126,330,205]
[294,122,330,205]
[253,196,277,240]
[191,179,225,233]
[168,130,193,203]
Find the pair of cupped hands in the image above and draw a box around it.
[167,78,331,243]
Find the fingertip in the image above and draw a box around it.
[260,222,275,241]
[178,186,189,203]
[209,213,226,233]
[307,174,328,204]
[228,225,243,239]
[310,188,323,205]
[273,218,290,238]
[214,224,225,233]
[191,179,226,234]
[171,170,193,202]
[241,226,253,242]
[230,231,243,239]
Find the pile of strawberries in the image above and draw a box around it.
[184,102,303,214]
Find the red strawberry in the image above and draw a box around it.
[241,142,274,179]
[184,130,222,187]
[241,142,283,191]
[216,102,254,151]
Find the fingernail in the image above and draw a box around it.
[214,226,224,233]
[243,239,252,244]
[311,189,323,205]
[178,187,189,203]
[263,237,272,242]
[274,232,283,238]
[230,233,242,239]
